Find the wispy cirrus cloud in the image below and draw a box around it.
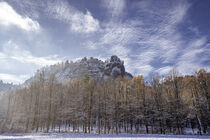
[85,0,187,75]
[102,0,125,18]
[85,0,209,77]
[0,1,40,31]
[85,20,137,73]
[176,37,210,74]
[156,66,173,76]
[46,0,100,33]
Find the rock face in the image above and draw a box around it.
[104,55,126,78]
[25,55,133,84]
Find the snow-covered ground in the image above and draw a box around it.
[0,133,209,140]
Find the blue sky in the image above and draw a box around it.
[0,0,209,84]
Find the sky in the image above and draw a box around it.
[0,0,210,84]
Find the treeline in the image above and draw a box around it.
[0,69,209,135]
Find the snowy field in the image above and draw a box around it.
[0,133,210,140]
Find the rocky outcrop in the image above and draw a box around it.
[25,55,133,84]
[104,55,126,78]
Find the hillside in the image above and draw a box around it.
[25,55,133,84]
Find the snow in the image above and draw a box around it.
[0,133,209,140]
[111,66,121,75]
[0,80,16,93]
[24,56,132,85]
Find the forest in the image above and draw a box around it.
[0,68,209,135]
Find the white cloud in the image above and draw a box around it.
[189,37,207,48]
[156,66,173,75]
[0,0,207,84]
[135,65,154,77]
[101,22,138,45]
[173,36,210,76]
[1,40,62,66]
[98,22,136,73]
[188,26,200,36]
[47,0,99,33]
[0,1,40,31]
[0,73,29,84]
[0,40,63,84]
[84,20,137,73]
[71,11,100,33]
[129,0,191,76]
[85,41,97,50]
[137,50,157,65]
[88,0,209,78]
[175,40,206,75]
[102,0,125,18]
[110,45,130,58]
[168,2,189,25]
[85,0,191,77]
